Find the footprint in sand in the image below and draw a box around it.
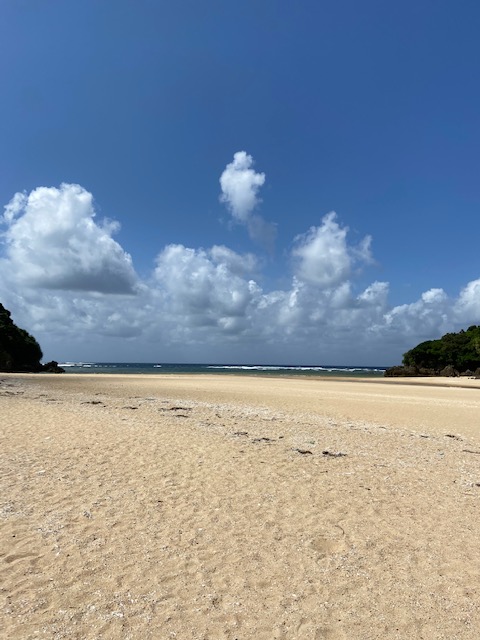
[310,524,347,559]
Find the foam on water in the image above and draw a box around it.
[56,362,387,377]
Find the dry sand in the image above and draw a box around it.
[1,373,480,639]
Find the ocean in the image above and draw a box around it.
[58,362,387,378]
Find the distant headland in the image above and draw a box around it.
[385,325,480,378]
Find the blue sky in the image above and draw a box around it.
[1,0,479,365]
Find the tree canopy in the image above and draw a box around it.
[402,325,480,373]
[0,303,43,372]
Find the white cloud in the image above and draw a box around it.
[153,244,259,336]
[454,279,480,323]
[219,151,265,222]
[421,288,447,305]
[1,183,138,294]
[292,212,371,288]
[383,288,450,340]
[208,244,258,276]
[353,234,374,264]
[357,281,389,307]
[219,151,276,249]
[3,191,27,224]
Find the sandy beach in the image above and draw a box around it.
[1,373,480,639]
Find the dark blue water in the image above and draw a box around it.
[58,362,387,378]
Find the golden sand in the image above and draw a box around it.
[1,373,480,639]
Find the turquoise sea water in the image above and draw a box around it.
[58,362,387,378]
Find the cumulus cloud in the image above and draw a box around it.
[148,220,388,353]
[455,279,480,323]
[153,244,259,337]
[219,151,276,250]
[208,245,258,277]
[219,151,265,222]
[382,288,451,343]
[357,281,389,307]
[1,183,137,294]
[292,212,371,288]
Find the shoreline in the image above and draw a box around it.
[2,373,480,638]
[6,369,480,390]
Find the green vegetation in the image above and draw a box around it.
[0,303,43,372]
[402,325,480,372]
[384,326,480,376]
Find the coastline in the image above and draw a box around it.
[2,373,480,639]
